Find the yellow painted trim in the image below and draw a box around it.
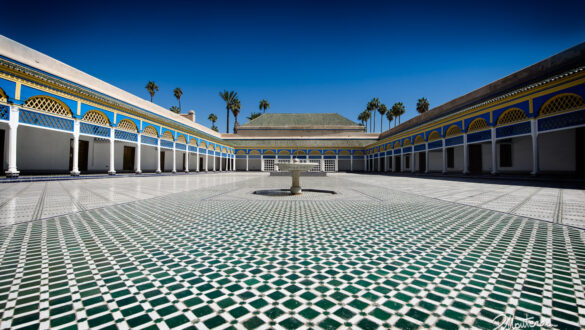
[15,81,21,100]
[529,98,533,114]
[77,101,81,116]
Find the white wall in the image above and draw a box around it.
[248,158,261,171]
[428,150,442,172]
[539,129,576,172]
[481,143,492,173]
[338,159,351,171]
[497,136,532,173]
[447,146,463,172]
[351,159,364,171]
[17,126,71,172]
[141,145,158,172]
[236,158,247,170]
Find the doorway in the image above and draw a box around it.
[380,157,385,172]
[160,151,165,172]
[199,157,204,171]
[395,156,401,172]
[469,144,482,173]
[69,139,89,172]
[577,127,585,177]
[183,153,186,171]
[418,152,426,173]
[123,146,135,171]
[0,129,4,171]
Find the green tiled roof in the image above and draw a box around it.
[241,113,361,128]
[228,139,375,148]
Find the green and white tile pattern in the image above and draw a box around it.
[0,174,584,329]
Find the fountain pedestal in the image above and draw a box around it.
[275,160,316,195]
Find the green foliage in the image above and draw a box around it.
[378,104,387,132]
[174,87,183,110]
[367,97,380,132]
[169,106,180,114]
[211,125,218,132]
[386,111,394,128]
[208,113,218,125]
[145,81,159,102]
[247,112,262,121]
[391,102,406,127]
[259,99,270,113]
[416,97,429,114]
[219,90,239,133]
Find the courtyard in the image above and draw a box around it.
[0,173,584,329]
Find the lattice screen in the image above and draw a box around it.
[540,94,584,116]
[403,139,411,146]
[117,119,137,132]
[394,142,401,149]
[82,110,109,126]
[263,159,275,172]
[176,135,187,144]
[190,139,198,146]
[497,108,527,126]
[161,131,174,141]
[427,132,441,142]
[142,126,158,137]
[445,125,462,137]
[324,159,335,172]
[24,96,71,117]
[413,136,425,145]
[467,118,489,132]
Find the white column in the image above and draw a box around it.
[205,152,208,172]
[172,143,177,173]
[246,155,249,171]
[156,138,161,174]
[196,149,200,172]
[463,134,469,174]
[425,145,429,174]
[71,119,80,176]
[335,155,338,172]
[442,139,447,174]
[411,150,415,173]
[136,133,142,174]
[219,155,222,172]
[531,118,539,175]
[5,106,19,177]
[108,129,116,175]
[491,127,497,175]
[184,147,189,173]
[213,154,216,171]
[261,155,264,171]
[320,155,324,172]
[350,154,353,172]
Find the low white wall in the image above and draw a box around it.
[141,145,158,172]
[497,136,531,173]
[539,129,576,172]
[338,159,350,171]
[428,150,442,172]
[352,159,364,171]
[17,126,71,172]
[248,159,261,171]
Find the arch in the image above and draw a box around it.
[539,93,585,117]
[324,150,336,156]
[354,150,364,156]
[427,131,441,142]
[176,135,187,144]
[236,150,246,155]
[215,145,222,151]
[82,110,110,126]
[24,95,72,117]
[293,150,306,156]
[249,150,261,155]
[445,125,462,137]
[278,150,291,156]
[403,139,411,147]
[199,141,207,148]
[161,131,174,141]
[117,118,137,132]
[222,146,227,152]
[189,138,198,146]
[497,108,527,126]
[393,142,401,149]
[413,135,425,145]
[263,150,275,155]
[309,150,321,156]
[339,150,351,156]
[467,118,489,133]
[142,126,159,137]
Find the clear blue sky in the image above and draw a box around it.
[3,0,584,133]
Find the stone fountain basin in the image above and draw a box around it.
[275,162,317,195]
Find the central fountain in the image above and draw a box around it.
[275,159,317,194]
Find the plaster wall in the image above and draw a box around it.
[428,150,442,172]
[497,136,532,173]
[539,129,576,172]
[17,126,70,172]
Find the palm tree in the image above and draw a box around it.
[358,110,369,132]
[208,113,218,132]
[416,97,430,114]
[232,99,241,133]
[391,102,406,127]
[386,111,394,129]
[247,112,262,121]
[174,87,183,112]
[367,98,380,133]
[145,81,159,102]
[219,90,238,133]
[259,99,270,114]
[378,104,387,132]
[169,106,180,114]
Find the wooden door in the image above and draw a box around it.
[469,144,482,173]
[123,146,135,171]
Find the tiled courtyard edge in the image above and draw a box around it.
[0,173,584,329]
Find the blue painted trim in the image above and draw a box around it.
[496,121,531,138]
[538,109,585,132]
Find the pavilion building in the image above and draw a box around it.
[0,35,584,177]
